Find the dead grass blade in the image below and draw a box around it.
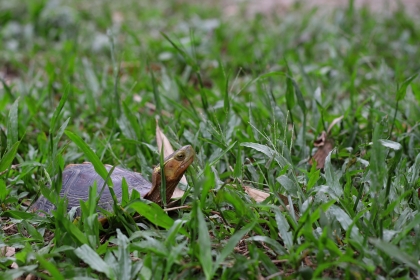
[309,131,334,169]
[309,116,343,169]
[156,121,186,198]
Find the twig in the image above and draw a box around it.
[0,164,19,176]
[265,271,283,279]
[164,205,191,212]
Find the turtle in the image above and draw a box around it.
[31,145,195,216]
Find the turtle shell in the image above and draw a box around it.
[32,162,152,216]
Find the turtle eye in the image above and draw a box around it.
[175,153,185,161]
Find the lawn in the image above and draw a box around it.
[1,0,420,279]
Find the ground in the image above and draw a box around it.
[221,0,419,16]
[0,0,420,279]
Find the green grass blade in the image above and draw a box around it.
[290,77,307,113]
[0,141,20,173]
[159,143,167,206]
[3,210,36,220]
[86,181,99,216]
[273,208,293,249]
[53,117,70,145]
[392,212,420,245]
[109,33,121,118]
[0,77,15,101]
[241,142,290,168]
[2,265,38,279]
[74,244,115,279]
[116,229,132,280]
[233,145,242,179]
[324,150,343,197]
[196,204,213,280]
[371,238,420,270]
[160,32,194,67]
[396,73,418,101]
[0,179,8,202]
[49,88,69,134]
[208,141,236,168]
[6,98,19,150]
[276,175,298,197]
[222,66,230,114]
[36,254,65,280]
[408,153,420,189]
[379,139,402,150]
[307,162,320,191]
[200,164,214,206]
[286,76,295,110]
[122,101,142,140]
[328,205,362,243]
[150,67,161,115]
[64,130,112,186]
[214,221,256,273]
[55,213,89,245]
[121,177,129,206]
[246,235,287,255]
[165,219,187,247]
[126,200,187,234]
[215,189,248,218]
[370,124,387,194]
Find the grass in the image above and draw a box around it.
[1,0,420,279]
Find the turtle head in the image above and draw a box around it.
[146,145,195,204]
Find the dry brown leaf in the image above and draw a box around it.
[243,186,270,202]
[243,186,289,205]
[2,246,19,270]
[112,11,124,25]
[156,121,186,198]
[11,262,18,269]
[171,188,185,199]
[243,186,300,218]
[309,116,343,169]
[304,256,314,267]
[24,274,37,280]
[156,120,174,157]
[1,246,15,257]
[309,131,334,169]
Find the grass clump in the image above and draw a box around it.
[1,0,420,279]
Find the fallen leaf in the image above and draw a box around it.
[309,131,334,169]
[156,121,186,198]
[243,186,289,206]
[1,246,15,257]
[112,11,124,25]
[11,262,18,269]
[156,120,174,157]
[25,274,37,280]
[243,186,270,202]
[309,116,343,169]
[171,185,186,199]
